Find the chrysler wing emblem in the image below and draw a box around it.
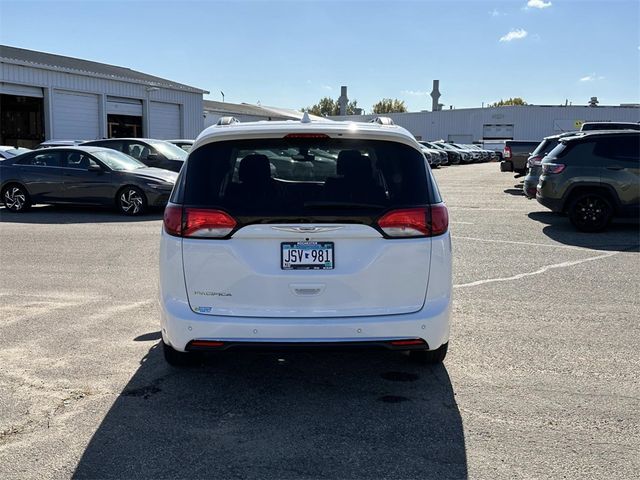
[271,226,344,233]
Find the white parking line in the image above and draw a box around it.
[448,207,525,212]
[454,251,619,289]
[452,235,607,252]
[450,221,474,225]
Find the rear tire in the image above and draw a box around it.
[568,193,613,232]
[2,184,32,212]
[409,342,448,364]
[162,340,199,367]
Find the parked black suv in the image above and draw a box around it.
[536,131,639,232]
[82,138,187,172]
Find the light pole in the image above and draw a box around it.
[145,86,160,137]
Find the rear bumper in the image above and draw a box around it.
[500,160,513,172]
[160,296,451,353]
[536,193,564,212]
[523,175,539,199]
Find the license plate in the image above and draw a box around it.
[281,242,334,270]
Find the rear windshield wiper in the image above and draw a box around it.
[304,201,385,209]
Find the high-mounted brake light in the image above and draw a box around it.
[283,133,330,139]
[163,206,237,238]
[377,204,448,238]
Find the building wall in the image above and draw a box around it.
[331,106,640,142]
[1,62,204,139]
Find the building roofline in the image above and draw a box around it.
[0,44,209,94]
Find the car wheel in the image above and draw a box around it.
[568,193,613,232]
[409,342,448,364]
[2,184,32,212]
[117,186,147,216]
[162,340,199,367]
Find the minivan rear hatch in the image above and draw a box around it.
[178,137,436,318]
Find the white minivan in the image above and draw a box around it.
[159,117,452,366]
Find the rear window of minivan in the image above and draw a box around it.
[181,138,432,216]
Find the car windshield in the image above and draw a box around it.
[149,141,188,160]
[93,149,145,171]
[3,147,31,156]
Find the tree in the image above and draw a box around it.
[302,98,360,116]
[371,98,407,114]
[489,97,527,107]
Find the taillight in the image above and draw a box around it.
[377,204,448,238]
[528,155,542,168]
[183,208,236,237]
[163,204,183,236]
[503,145,512,158]
[163,205,237,238]
[542,163,566,174]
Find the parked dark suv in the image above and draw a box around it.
[523,132,579,198]
[536,131,639,232]
[82,138,187,172]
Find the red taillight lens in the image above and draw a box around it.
[528,155,542,167]
[503,146,512,158]
[542,163,566,174]
[389,339,426,346]
[189,340,224,348]
[430,204,449,236]
[163,204,183,236]
[183,208,236,238]
[377,204,448,238]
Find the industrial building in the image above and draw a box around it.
[332,105,640,143]
[331,82,640,143]
[0,45,207,147]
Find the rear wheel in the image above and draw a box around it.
[162,340,199,367]
[409,342,448,364]
[568,193,613,232]
[117,186,147,216]
[2,184,31,212]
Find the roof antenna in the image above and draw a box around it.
[301,112,311,123]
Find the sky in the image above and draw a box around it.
[1,0,639,112]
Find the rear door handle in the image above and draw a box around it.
[606,166,624,171]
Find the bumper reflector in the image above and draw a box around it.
[389,339,426,346]
[189,340,224,348]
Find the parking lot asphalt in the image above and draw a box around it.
[1,162,639,479]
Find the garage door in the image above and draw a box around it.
[483,124,514,140]
[107,96,143,116]
[0,83,44,98]
[149,102,181,139]
[53,91,99,140]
